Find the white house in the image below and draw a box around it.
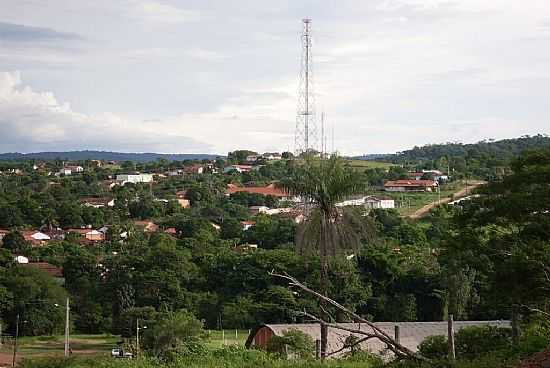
[262,153,282,161]
[223,165,253,173]
[116,174,154,185]
[364,196,395,209]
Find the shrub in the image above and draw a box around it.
[266,329,315,359]
[418,335,448,360]
[455,326,512,359]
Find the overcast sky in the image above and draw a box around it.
[0,0,549,155]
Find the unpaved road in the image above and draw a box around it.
[408,180,486,220]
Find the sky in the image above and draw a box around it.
[0,0,549,156]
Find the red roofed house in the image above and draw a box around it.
[134,220,159,233]
[225,184,297,201]
[22,262,63,278]
[66,228,105,242]
[384,180,438,192]
[20,230,51,246]
[240,221,256,231]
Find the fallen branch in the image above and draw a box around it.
[270,270,430,362]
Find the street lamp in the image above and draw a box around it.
[54,298,71,357]
[136,318,147,358]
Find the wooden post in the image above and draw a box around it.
[315,339,321,359]
[12,314,19,368]
[448,314,456,360]
[394,325,400,345]
[222,330,225,346]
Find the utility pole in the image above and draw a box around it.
[12,314,19,367]
[64,298,70,357]
[136,318,140,358]
[136,318,147,358]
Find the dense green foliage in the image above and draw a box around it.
[3,142,550,367]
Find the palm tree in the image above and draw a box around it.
[280,155,372,358]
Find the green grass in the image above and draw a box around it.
[381,181,468,217]
[345,160,395,171]
[204,330,249,349]
[0,334,118,359]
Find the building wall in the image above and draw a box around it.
[252,326,274,349]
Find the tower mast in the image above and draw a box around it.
[294,18,318,155]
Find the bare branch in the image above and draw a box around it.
[270,271,430,362]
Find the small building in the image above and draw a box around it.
[66,228,105,242]
[116,174,154,185]
[384,180,438,192]
[61,165,84,175]
[133,220,158,233]
[263,152,282,161]
[364,196,395,209]
[246,155,260,162]
[20,230,51,246]
[183,164,204,175]
[226,184,298,202]
[240,220,256,231]
[249,206,270,215]
[80,197,115,208]
[246,321,511,358]
[224,164,254,173]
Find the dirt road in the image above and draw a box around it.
[408,180,486,220]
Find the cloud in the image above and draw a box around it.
[132,1,202,24]
[0,22,82,42]
[0,71,212,153]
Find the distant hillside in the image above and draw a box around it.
[0,151,222,162]
[393,135,550,163]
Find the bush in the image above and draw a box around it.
[266,329,315,359]
[418,335,448,360]
[455,326,512,359]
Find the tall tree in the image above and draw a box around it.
[280,155,372,358]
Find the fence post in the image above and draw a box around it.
[222,330,225,346]
[315,339,321,359]
[448,314,456,360]
[394,325,400,345]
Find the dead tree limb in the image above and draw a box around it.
[270,270,430,362]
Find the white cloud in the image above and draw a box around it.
[132,1,202,24]
[0,71,212,153]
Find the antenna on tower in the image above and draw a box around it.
[321,111,325,157]
[294,18,318,156]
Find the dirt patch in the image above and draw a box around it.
[0,352,15,367]
[407,181,486,219]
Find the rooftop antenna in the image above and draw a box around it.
[294,18,318,155]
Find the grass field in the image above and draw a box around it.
[381,180,469,217]
[0,331,250,366]
[345,160,395,170]
[204,330,249,348]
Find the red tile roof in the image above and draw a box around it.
[384,180,438,187]
[22,262,63,278]
[226,184,289,197]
